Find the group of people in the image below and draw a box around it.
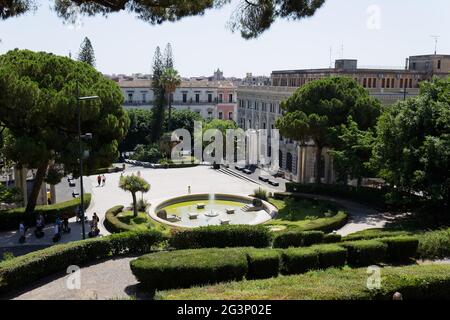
[18,210,101,243]
[96,174,106,187]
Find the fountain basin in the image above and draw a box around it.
[150,194,277,228]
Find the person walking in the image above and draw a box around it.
[97,175,101,187]
[188,185,191,194]
[102,174,106,187]
[19,221,26,243]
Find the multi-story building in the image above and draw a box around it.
[242,73,271,86]
[238,54,450,183]
[118,79,238,121]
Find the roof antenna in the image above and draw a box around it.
[329,46,332,68]
[431,35,440,55]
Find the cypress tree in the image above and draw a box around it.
[77,37,96,67]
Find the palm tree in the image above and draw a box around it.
[119,175,150,217]
[159,68,181,131]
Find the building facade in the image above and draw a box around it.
[118,79,238,121]
[238,54,450,183]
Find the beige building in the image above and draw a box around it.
[238,54,450,184]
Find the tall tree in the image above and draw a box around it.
[373,77,450,210]
[77,37,96,67]
[1,1,325,39]
[119,109,153,154]
[149,46,166,143]
[159,67,181,131]
[164,43,174,69]
[0,49,129,214]
[276,77,381,184]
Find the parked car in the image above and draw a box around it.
[243,169,252,175]
[259,176,269,182]
[268,180,280,187]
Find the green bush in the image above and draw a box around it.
[169,225,271,249]
[0,230,164,294]
[340,240,388,266]
[417,228,450,259]
[273,230,324,248]
[343,229,411,241]
[280,248,319,275]
[380,236,419,262]
[0,194,91,231]
[156,264,450,300]
[104,205,128,233]
[312,244,347,268]
[323,233,342,243]
[246,249,281,280]
[130,248,248,291]
[253,188,268,201]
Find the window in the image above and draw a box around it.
[412,62,416,70]
[127,92,133,103]
[363,78,367,87]
[182,93,187,103]
[208,93,212,103]
[218,112,223,119]
[382,79,385,88]
[142,93,146,103]
[195,93,200,103]
[373,78,377,88]
[228,112,233,119]
[229,94,233,103]
[219,94,223,103]
[438,60,441,69]
[409,79,412,88]
[386,79,390,88]
[368,78,372,88]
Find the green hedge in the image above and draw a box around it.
[0,230,164,294]
[103,205,128,233]
[273,230,324,248]
[312,244,347,269]
[169,225,272,249]
[246,249,281,280]
[0,194,91,231]
[417,228,450,259]
[323,233,342,243]
[130,248,248,291]
[340,240,388,266]
[280,248,319,275]
[284,183,388,209]
[380,236,419,262]
[156,264,450,300]
[343,229,412,241]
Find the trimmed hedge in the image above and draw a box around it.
[280,248,319,275]
[340,240,388,266]
[380,236,419,262]
[323,233,342,243]
[0,230,164,294]
[273,230,324,248]
[284,183,388,209]
[104,205,128,233]
[169,225,271,249]
[156,264,450,300]
[246,249,281,280]
[130,248,248,291]
[0,194,91,231]
[312,244,347,269]
[343,229,411,241]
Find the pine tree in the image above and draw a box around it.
[77,37,96,67]
[149,46,166,143]
[164,43,174,69]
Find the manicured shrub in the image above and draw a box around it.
[417,228,450,259]
[246,249,281,280]
[169,225,271,249]
[130,248,248,290]
[104,205,128,233]
[280,248,319,275]
[343,229,411,241]
[253,188,268,201]
[340,240,388,266]
[0,194,91,231]
[323,233,342,243]
[379,236,419,262]
[312,244,347,268]
[273,230,324,248]
[0,230,164,294]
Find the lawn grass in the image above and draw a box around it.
[117,211,171,234]
[266,197,347,232]
[155,264,450,300]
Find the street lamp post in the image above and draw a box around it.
[76,83,99,239]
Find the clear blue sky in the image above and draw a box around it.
[0,0,448,77]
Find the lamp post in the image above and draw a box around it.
[77,83,99,239]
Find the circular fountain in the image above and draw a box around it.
[150,193,277,228]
